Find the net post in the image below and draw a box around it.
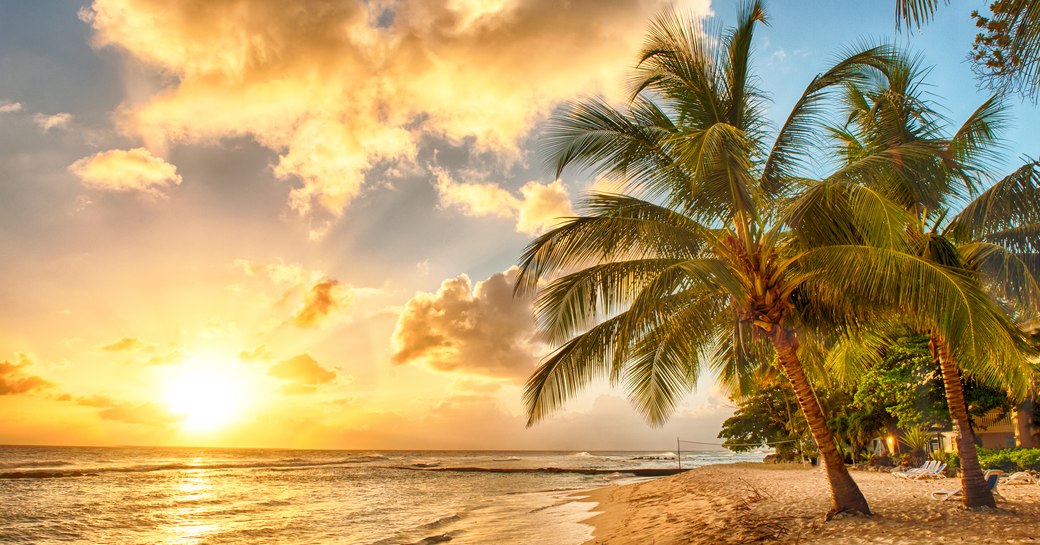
[677,437,681,470]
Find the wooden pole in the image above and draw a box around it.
[677,438,681,470]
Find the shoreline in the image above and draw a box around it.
[573,462,1040,544]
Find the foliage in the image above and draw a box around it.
[717,383,814,461]
[977,447,1040,471]
[850,335,1015,429]
[930,449,960,473]
[896,0,1040,101]
[721,333,1019,462]
[900,426,932,454]
[853,336,946,430]
[970,0,1040,101]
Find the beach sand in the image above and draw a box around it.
[579,463,1040,544]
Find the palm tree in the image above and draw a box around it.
[820,52,1040,507]
[514,2,1025,517]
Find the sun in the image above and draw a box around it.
[162,357,249,432]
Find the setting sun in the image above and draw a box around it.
[161,358,248,432]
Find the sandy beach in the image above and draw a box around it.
[579,463,1040,544]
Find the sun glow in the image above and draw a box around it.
[161,357,249,432]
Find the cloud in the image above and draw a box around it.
[268,353,337,394]
[80,0,710,217]
[65,394,180,425]
[391,266,540,378]
[238,345,271,362]
[0,101,22,113]
[233,260,370,327]
[0,353,52,395]
[100,336,148,352]
[292,279,350,328]
[33,112,73,132]
[435,169,573,235]
[97,336,181,365]
[68,147,182,196]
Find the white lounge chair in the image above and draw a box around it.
[1005,471,1037,485]
[909,462,947,480]
[893,460,935,479]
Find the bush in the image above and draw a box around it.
[930,450,959,475]
[977,448,1040,472]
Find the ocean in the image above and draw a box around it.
[0,446,766,544]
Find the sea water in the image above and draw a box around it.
[0,446,765,544]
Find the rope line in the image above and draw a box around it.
[677,439,798,448]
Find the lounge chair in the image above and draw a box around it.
[1005,471,1037,485]
[909,462,946,480]
[893,460,935,479]
[930,470,1005,501]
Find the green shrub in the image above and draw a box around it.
[1010,449,1040,470]
[977,448,1040,471]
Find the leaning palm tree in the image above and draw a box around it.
[818,52,1040,507]
[515,2,1025,517]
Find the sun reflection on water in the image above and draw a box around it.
[159,470,222,545]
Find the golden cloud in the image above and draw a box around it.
[100,336,149,352]
[68,147,182,196]
[390,266,540,378]
[233,260,365,327]
[435,169,573,235]
[73,395,180,425]
[292,279,351,328]
[81,0,710,216]
[0,353,52,395]
[268,353,338,394]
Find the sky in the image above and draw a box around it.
[1,0,1038,451]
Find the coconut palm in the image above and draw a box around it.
[819,52,1040,507]
[514,2,1027,517]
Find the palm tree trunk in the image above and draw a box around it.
[930,333,996,509]
[770,328,871,518]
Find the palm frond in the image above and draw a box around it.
[763,45,896,195]
[536,258,687,344]
[783,178,916,248]
[895,0,948,29]
[798,245,1033,390]
[944,95,1009,199]
[948,160,1040,239]
[960,241,1040,313]
[514,194,715,295]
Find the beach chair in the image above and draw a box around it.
[930,471,1005,501]
[893,460,934,479]
[909,462,946,480]
[1005,471,1037,485]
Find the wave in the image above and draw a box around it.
[570,451,595,458]
[390,466,686,477]
[416,513,462,531]
[0,458,360,480]
[0,460,74,469]
[631,452,676,460]
[407,532,459,545]
[491,456,522,462]
[370,514,462,545]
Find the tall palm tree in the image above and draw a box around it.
[819,52,1040,507]
[514,2,1025,517]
